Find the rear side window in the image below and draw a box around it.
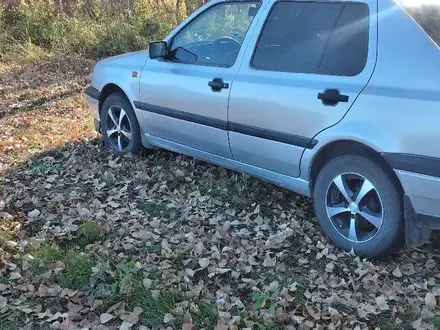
[399,2,440,47]
[252,1,370,76]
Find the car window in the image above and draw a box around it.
[399,1,440,47]
[319,3,369,76]
[170,2,259,67]
[252,2,370,76]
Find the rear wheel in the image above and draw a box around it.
[100,93,142,154]
[313,155,404,257]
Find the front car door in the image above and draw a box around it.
[228,0,377,177]
[136,0,261,158]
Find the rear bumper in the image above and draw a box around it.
[382,153,440,229]
[397,170,440,228]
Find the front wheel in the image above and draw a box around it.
[100,93,142,154]
[313,155,404,258]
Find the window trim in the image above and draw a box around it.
[249,0,370,76]
[163,0,261,69]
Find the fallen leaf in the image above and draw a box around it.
[100,313,114,324]
[143,278,153,289]
[28,209,40,218]
[412,317,422,329]
[376,295,390,311]
[182,323,194,330]
[38,284,50,297]
[400,263,416,276]
[198,258,210,269]
[121,307,142,325]
[120,321,133,330]
[425,292,437,308]
[0,296,7,309]
[392,266,403,278]
[164,313,175,323]
[263,254,276,267]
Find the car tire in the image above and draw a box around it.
[313,155,404,258]
[100,93,142,154]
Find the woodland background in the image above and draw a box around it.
[0,0,206,60]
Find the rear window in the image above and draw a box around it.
[400,1,440,47]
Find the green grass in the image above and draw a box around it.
[102,271,184,329]
[0,0,180,60]
[140,200,168,217]
[143,244,162,254]
[198,175,248,206]
[430,316,440,328]
[130,288,184,328]
[81,221,100,240]
[193,301,218,329]
[31,243,94,290]
[0,310,27,330]
[57,250,94,290]
[75,221,101,247]
[31,243,62,275]
[24,162,63,175]
[375,314,422,330]
[0,310,51,330]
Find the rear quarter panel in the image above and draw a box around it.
[301,0,440,180]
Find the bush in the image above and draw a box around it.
[0,0,191,59]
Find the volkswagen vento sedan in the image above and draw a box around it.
[85,0,440,258]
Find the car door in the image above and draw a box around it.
[228,0,377,177]
[136,1,262,159]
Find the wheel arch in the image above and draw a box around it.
[308,140,403,195]
[98,83,131,114]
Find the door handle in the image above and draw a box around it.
[208,78,229,92]
[317,89,349,106]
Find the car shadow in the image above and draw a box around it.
[0,55,93,119]
[1,136,439,259]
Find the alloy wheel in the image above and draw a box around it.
[325,172,384,243]
[105,105,132,152]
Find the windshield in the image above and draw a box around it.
[399,1,440,47]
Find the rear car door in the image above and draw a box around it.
[228,0,377,177]
[136,1,261,158]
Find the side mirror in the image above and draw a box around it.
[149,41,168,59]
[174,47,198,64]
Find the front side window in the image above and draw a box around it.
[252,2,369,76]
[170,2,259,67]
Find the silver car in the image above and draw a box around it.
[86,0,440,257]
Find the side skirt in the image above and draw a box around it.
[144,133,311,197]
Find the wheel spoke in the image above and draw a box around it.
[108,107,119,127]
[358,209,383,228]
[333,175,352,203]
[327,205,350,218]
[348,216,358,241]
[117,134,123,150]
[119,109,127,127]
[355,179,375,205]
[107,128,118,137]
[120,129,132,141]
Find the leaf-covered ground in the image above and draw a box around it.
[1,57,440,330]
